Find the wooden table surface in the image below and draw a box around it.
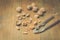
[0,0,60,40]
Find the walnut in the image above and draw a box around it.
[32,6,39,12]
[16,7,22,13]
[27,5,32,10]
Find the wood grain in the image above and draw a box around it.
[0,0,60,40]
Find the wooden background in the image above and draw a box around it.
[0,0,60,40]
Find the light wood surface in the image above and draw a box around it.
[0,0,60,40]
